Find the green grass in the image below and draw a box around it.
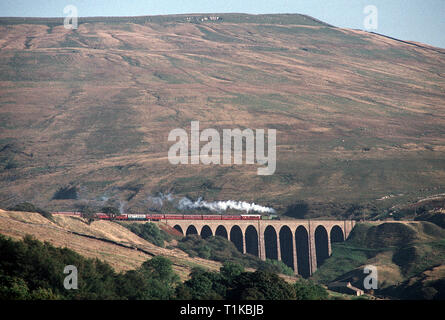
[312,221,445,298]
[311,242,374,284]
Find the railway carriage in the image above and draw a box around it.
[240,214,261,220]
[127,214,145,220]
[95,213,110,219]
[183,214,203,220]
[221,215,241,220]
[150,214,166,221]
[202,215,222,220]
[164,214,183,220]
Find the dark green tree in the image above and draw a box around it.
[220,262,244,284]
[177,267,224,300]
[135,256,180,300]
[79,205,96,225]
[140,256,179,285]
[0,275,30,300]
[294,279,329,300]
[101,206,120,220]
[228,270,296,300]
[125,223,169,247]
[0,234,186,300]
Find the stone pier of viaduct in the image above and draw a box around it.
[164,219,356,277]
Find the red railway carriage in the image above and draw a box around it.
[183,215,203,220]
[241,214,261,220]
[164,214,183,220]
[221,215,241,220]
[202,215,222,220]
[96,213,110,219]
[148,214,165,221]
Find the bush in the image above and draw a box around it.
[123,223,171,247]
[101,206,120,219]
[117,256,179,300]
[294,279,329,300]
[175,267,225,300]
[261,259,295,276]
[220,262,245,283]
[228,270,296,300]
[284,201,309,219]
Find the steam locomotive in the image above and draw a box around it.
[52,212,279,221]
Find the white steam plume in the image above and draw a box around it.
[146,193,174,209]
[119,200,127,214]
[177,197,275,214]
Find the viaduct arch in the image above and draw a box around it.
[168,219,355,277]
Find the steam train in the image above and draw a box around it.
[52,212,278,221]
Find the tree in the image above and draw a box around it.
[116,270,151,300]
[0,275,30,300]
[294,279,328,300]
[101,206,120,220]
[179,267,224,300]
[228,270,296,300]
[138,256,180,299]
[126,223,168,247]
[261,259,295,276]
[29,287,60,300]
[220,262,244,284]
[79,205,96,225]
[140,256,179,284]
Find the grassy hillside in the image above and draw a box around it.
[0,209,300,282]
[0,233,332,300]
[0,13,444,217]
[311,221,445,299]
[0,209,223,279]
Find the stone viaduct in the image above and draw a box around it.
[164,219,356,277]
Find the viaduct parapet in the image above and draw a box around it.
[163,219,356,277]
